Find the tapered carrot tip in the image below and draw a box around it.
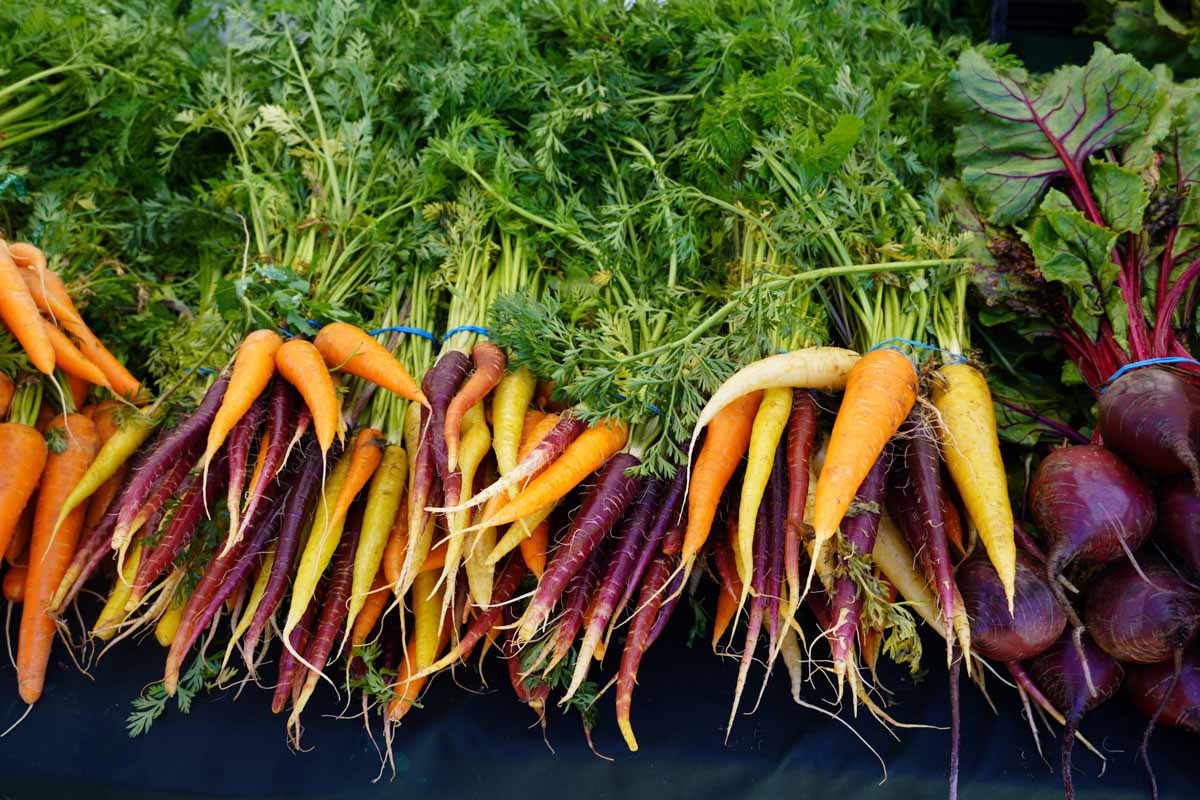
[18,679,42,705]
[618,715,639,752]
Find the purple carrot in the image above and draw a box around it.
[243,435,339,667]
[271,579,324,715]
[827,452,888,682]
[764,443,787,660]
[223,388,270,550]
[647,561,686,649]
[542,539,608,675]
[784,390,818,613]
[131,454,231,607]
[428,557,527,672]
[611,469,685,628]
[561,479,663,701]
[191,484,289,646]
[1013,520,1047,563]
[435,415,589,513]
[426,350,471,504]
[726,493,770,740]
[237,380,298,546]
[516,452,641,641]
[289,505,364,729]
[127,447,199,540]
[406,404,436,570]
[616,526,680,752]
[112,377,229,548]
[890,409,957,665]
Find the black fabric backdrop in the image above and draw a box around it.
[1,604,1192,800]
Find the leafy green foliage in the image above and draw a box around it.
[127,653,232,737]
[1083,0,1200,79]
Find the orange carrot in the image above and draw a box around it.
[0,245,54,375]
[810,348,917,587]
[41,319,109,389]
[17,412,99,704]
[477,418,629,530]
[519,520,549,579]
[6,504,34,564]
[9,256,139,398]
[3,564,27,602]
[68,376,90,411]
[203,329,281,470]
[382,497,408,595]
[386,615,452,721]
[0,373,13,419]
[0,422,48,559]
[445,342,506,471]
[350,573,389,647]
[680,391,762,566]
[420,538,448,574]
[313,322,428,407]
[4,243,46,271]
[276,338,340,453]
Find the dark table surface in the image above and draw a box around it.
[1,605,1192,800]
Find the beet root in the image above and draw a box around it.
[1098,367,1200,486]
[1029,633,1125,800]
[959,549,1066,662]
[1125,644,1200,735]
[1156,476,1200,577]
[1084,553,1200,664]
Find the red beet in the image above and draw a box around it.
[1028,633,1125,800]
[1098,367,1200,486]
[959,550,1066,662]
[1084,553,1200,664]
[1156,476,1200,576]
[1125,644,1200,735]
[1031,445,1155,630]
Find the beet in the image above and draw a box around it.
[1028,633,1125,800]
[1031,445,1155,633]
[1098,367,1200,486]
[1156,476,1200,576]
[959,550,1066,662]
[1084,553,1200,664]
[1126,644,1200,735]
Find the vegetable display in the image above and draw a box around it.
[0,2,1198,799]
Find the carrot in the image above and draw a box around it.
[4,564,27,603]
[491,366,536,481]
[783,390,817,628]
[92,542,142,640]
[4,243,46,271]
[519,520,549,579]
[203,329,280,474]
[734,387,791,600]
[0,244,54,375]
[712,533,742,649]
[236,379,297,547]
[10,258,138,397]
[680,392,762,568]
[314,322,428,407]
[346,443,405,638]
[932,362,1015,609]
[689,347,860,442]
[0,422,47,560]
[0,373,13,419]
[6,505,33,564]
[417,557,526,676]
[276,338,341,453]
[727,495,770,741]
[243,437,334,668]
[441,404,490,608]
[445,341,506,472]
[272,581,323,714]
[516,453,640,642]
[411,569,442,671]
[350,572,389,647]
[477,418,629,530]
[810,348,917,595]
[386,617,452,722]
[40,318,109,388]
[155,588,185,647]
[17,412,98,704]
[486,501,556,566]
[435,414,583,514]
[53,407,158,536]
[219,390,269,553]
[382,494,409,595]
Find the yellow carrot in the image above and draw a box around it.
[735,387,791,599]
[491,366,536,481]
[93,543,142,640]
[932,362,1016,610]
[346,444,406,638]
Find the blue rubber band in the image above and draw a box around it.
[615,392,661,416]
[188,367,216,375]
[1101,357,1200,393]
[869,337,968,365]
[368,325,438,344]
[442,325,489,342]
